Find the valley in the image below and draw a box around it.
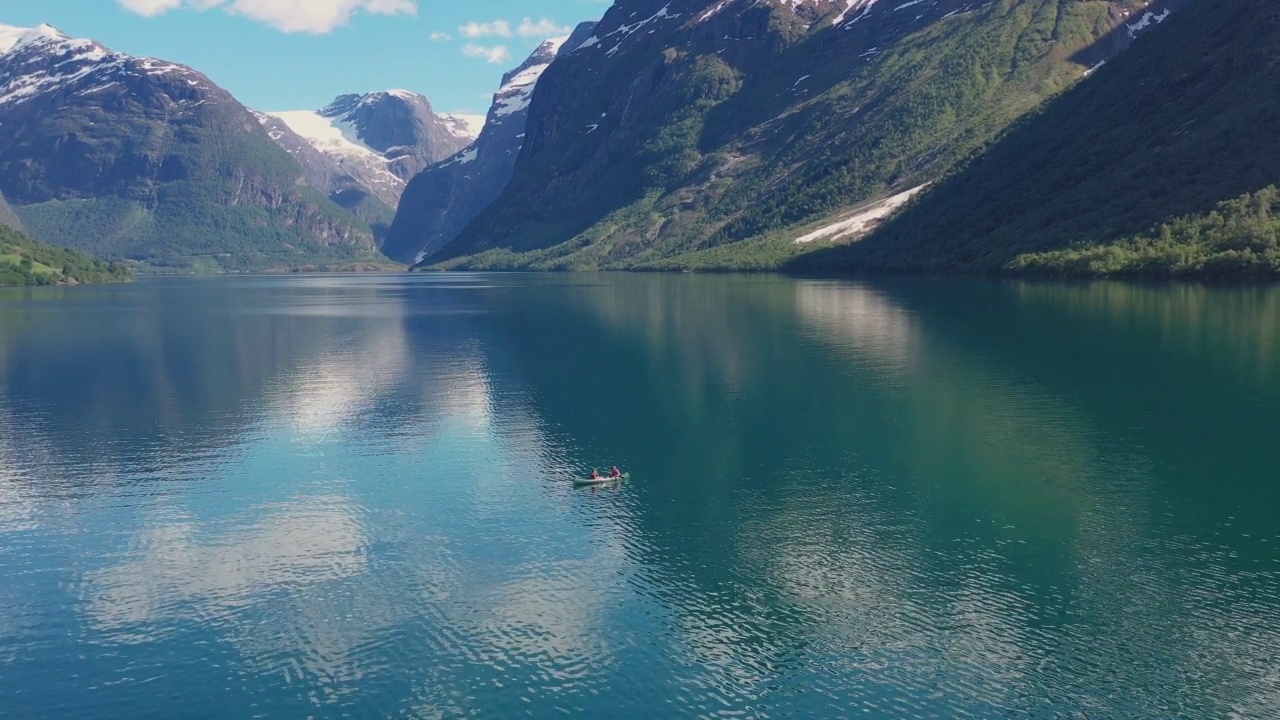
[0,0,1273,279]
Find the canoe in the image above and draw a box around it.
[574,473,630,486]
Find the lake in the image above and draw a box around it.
[0,273,1277,719]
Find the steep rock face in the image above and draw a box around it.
[262,91,478,206]
[384,22,595,264]
[259,90,479,247]
[253,109,398,239]
[428,0,1184,270]
[0,24,381,272]
[0,191,23,232]
[320,91,477,179]
[820,0,1280,275]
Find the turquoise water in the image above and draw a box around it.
[0,274,1277,718]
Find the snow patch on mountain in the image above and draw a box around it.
[1126,7,1171,37]
[772,0,886,29]
[698,1,733,23]
[0,56,106,106]
[492,37,567,119]
[260,89,476,210]
[261,108,405,206]
[0,23,67,54]
[437,146,479,169]
[441,113,486,139]
[688,0,887,30]
[840,0,884,26]
[615,5,681,40]
[0,23,207,107]
[832,0,880,25]
[266,111,385,162]
[794,185,928,244]
[579,4,682,57]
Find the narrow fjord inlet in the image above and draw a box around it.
[0,275,1276,718]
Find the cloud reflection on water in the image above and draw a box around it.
[83,496,368,640]
[0,275,1276,719]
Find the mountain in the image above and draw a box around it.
[0,224,130,285]
[384,22,596,264]
[251,110,400,236]
[421,0,1183,271]
[808,0,1280,278]
[0,182,128,284]
[315,91,479,179]
[259,90,480,233]
[0,23,385,272]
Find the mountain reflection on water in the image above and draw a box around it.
[0,274,1276,719]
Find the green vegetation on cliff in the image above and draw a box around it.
[1009,186,1280,278]
[809,0,1280,278]
[0,29,386,273]
[16,185,385,274]
[429,0,1164,272]
[0,225,131,285]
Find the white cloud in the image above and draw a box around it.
[462,43,511,64]
[458,19,512,38]
[518,17,571,38]
[429,30,451,41]
[458,17,570,40]
[118,0,184,16]
[116,0,417,34]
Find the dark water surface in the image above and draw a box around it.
[0,274,1276,719]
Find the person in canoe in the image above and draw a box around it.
[610,466,622,478]
[591,469,603,480]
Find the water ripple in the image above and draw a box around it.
[0,275,1276,718]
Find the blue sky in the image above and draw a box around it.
[0,0,609,115]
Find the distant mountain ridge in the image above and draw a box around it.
[421,0,1183,271]
[384,22,596,264]
[0,22,385,272]
[318,91,480,177]
[261,91,479,207]
[0,3,1221,277]
[258,90,479,249]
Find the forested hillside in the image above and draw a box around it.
[0,225,131,285]
[810,0,1280,277]
[1011,186,1280,278]
[422,0,1179,271]
[0,24,386,273]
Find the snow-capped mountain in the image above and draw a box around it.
[428,0,1186,270]
[0,23,218,123]
[260,91,479,212]
[0,23,381,271]
[383,22,596,264]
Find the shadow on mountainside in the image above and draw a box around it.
[787,0,1280,275]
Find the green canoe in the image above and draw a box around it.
[574,473,630,486]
